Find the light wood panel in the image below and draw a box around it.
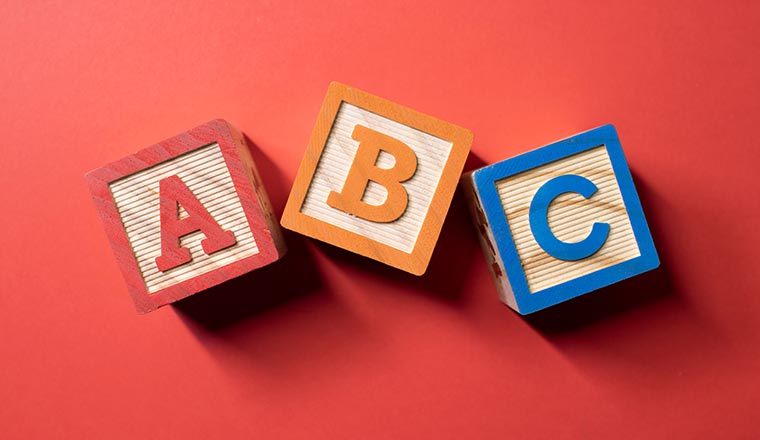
[497,145,640,293]
[300,102,453,253]
[110,143,260,294]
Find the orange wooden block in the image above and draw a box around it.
[281,82,473,275]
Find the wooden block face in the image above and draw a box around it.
[282,82,472,275]
[300,102,454,253]
[497,145,640,293]
[469,125,659,314]
[109,142,260,294]
[86,120,286,313]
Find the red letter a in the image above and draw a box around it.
[154,175,236,272]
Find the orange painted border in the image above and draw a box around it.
[281,82,473,275]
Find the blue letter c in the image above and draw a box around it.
[528,175,610,261]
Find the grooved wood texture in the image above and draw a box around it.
[300,102,453,253]
[281,82,472,275]
[497,145,640,293]
[109,142,259,294]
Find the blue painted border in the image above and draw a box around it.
[473,125,659,314]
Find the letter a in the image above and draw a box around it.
[154,175,237,272]
[327,125,417,223]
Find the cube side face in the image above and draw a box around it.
[224,122,288,258]
[85,120,285,313]
[281,82,473,275]
[462,173,518,311]
[473,125,659,314]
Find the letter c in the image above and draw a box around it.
[528,175,610,261]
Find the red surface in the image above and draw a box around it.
[1,1,758,438]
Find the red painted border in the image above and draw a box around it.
[85,119,284,313]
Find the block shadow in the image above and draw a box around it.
[524,170,679,334]
[314,152,489,304]
[173,139,324,331]
[173,230,323,331]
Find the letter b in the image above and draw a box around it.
[327,125,418,223]
[281,82,473,275]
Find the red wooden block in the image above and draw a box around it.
[85,120,286,313]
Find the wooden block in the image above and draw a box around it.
[281,82,473,275]
[463,125,659,314]
[85,119,287,313]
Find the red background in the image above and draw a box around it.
[1,1,758,438]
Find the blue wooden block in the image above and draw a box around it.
[463,125,659,314]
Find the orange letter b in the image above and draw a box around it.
[327,125,417,223]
